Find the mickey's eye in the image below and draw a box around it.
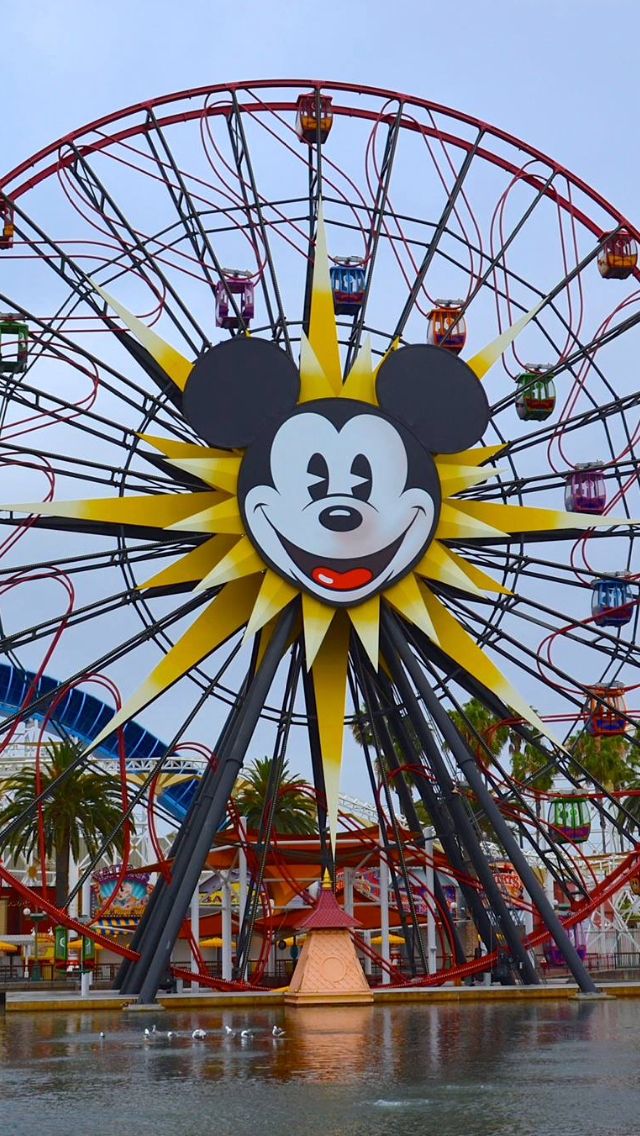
[306,452,329,501]
[350,454,372,502]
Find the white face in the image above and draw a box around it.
[242,409,437,605]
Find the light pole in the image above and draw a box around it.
[23,907,46,981]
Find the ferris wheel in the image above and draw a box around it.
[0,79,639,1000]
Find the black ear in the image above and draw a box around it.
[182,337,300,448]
[376,344,489,453]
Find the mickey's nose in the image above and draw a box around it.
[318,505,363,532]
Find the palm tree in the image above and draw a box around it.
[233,757,318,835]
[509,728,555,820]
[567,731,637,853]
[0,738,130,908]
[447,698,511,767]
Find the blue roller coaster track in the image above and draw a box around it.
[0,663,199,821]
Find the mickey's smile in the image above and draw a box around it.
[271,514,421,592]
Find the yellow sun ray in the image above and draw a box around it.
[89,575,262,752]
[454,500,637,534]
[305,202,342,394]
[91,281,194,390]
[435,444,506,468]
[435,502,507,542]
[139,535,239,591]
[415,541,487,597]
[348,594,380,669]
[341,334,400,403]
[139,434,234,461]
[244,571,299,641]
[166,496,244,534]
[466,298,546,380]
[165,455,242,495]
[195,535,265,591]
[311,611,351,854]
[437,463,505,497]
[3,492,222,529]
[418,582,562,747]
[438,546,512,596]
[298,332,336,402]
[302,592,337,668]
[384,573,439,643]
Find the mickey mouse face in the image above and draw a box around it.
[181,338,490,607]
[238,399,440,604]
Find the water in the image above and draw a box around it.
[1,999,639,1136]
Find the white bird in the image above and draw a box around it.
[99,1031,106,1040]
[240,1029,254,1039]
[151,1025,157,1034]
[192,1029,207,1040]
[167,1031,175,1039]
[224,1026,236,1037]
[272,1026,285,1038]
[144,1028,151,1039]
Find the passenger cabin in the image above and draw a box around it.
[515,366,556,421]
[564,462,606,514]
[215,271,255,330]
[586,682,627,736]
[548,796,591,844]
[427,301,467,354]
[0,201,14,249]
[592,574,634,628]
[330,258,365,315]
[0,315,28,374]
[597,232,638,280]
[295,94,333,144]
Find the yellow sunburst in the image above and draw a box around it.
[6,206,630,853]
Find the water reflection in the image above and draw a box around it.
[1,1000,639,1136]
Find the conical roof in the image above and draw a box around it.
[296,872,361,932]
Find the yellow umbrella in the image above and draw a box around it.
[199,936,236,949]
[370,933,405,947]
[68,939,105,951]
[0,940,18,953]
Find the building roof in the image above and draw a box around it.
[295,874,361,931]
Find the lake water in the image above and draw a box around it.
[1,999,639,1136]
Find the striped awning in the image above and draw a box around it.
[93,918,138,936]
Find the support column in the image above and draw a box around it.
[379,829,391,985]
[221,873,232,982]
[343,867,354,918]
[238,820,248,928]
[190,884,200,991]
[383,610,598,995]
[136,604,297,1004]
[381,621,536,984]
[424,829,438,975]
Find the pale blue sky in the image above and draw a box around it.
[4,0,639,224]
[2,1,639,800]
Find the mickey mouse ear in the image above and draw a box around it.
[182,337,300,448]
[376,344,489,453]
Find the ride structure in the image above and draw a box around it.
[0,81,639,1001]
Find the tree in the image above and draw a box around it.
[0,738,130,908]
[233,757,317,835]
[566,732,635,793]
[509,728,555,820]
[447,698,511,768]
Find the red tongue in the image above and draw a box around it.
[312,566,373,591]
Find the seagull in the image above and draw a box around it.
[192,1028,207,1040]
[144,1028,151,1039]
[240,1029,254,1039]
[151,1025,157,1034]
[224,1025,236,1037]
[167,1031,175,1040]
[272,1026,285,1038]
[99,1031,106,1040]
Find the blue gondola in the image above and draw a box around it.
[592,574,634,627]
[330,258,365,315]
